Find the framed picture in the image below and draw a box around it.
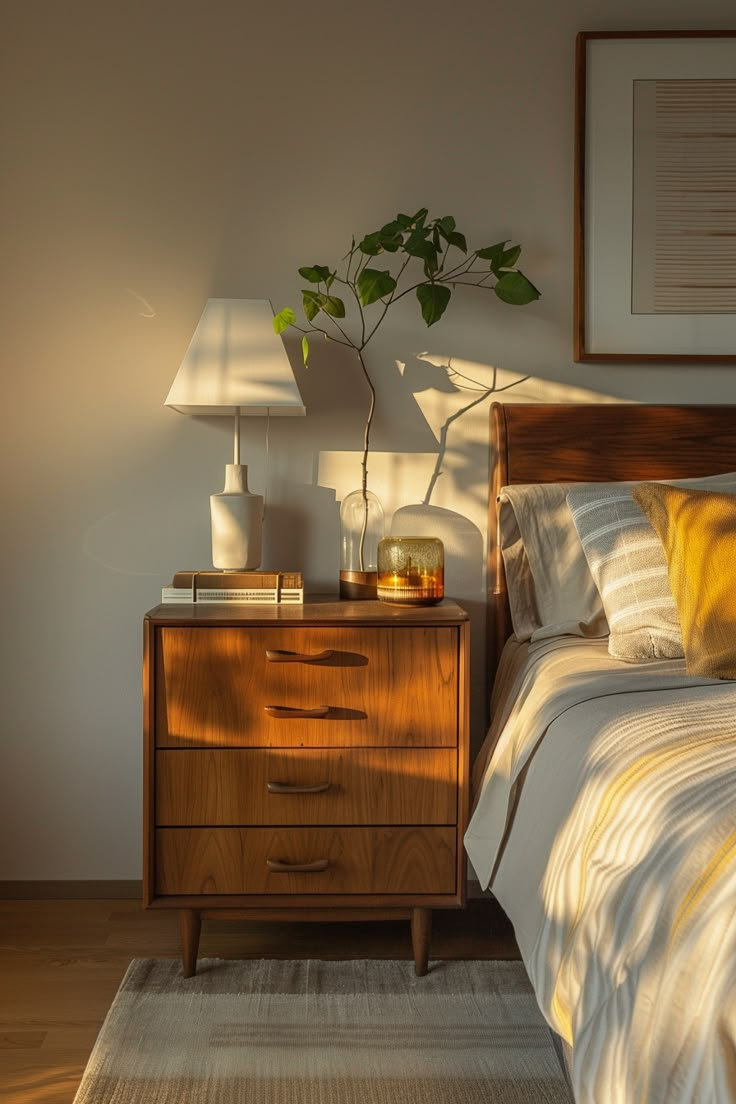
[574,30,736,362]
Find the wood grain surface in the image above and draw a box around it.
[155,826,457,896]
[155,626,458,748]
[156,747,458,826]
[145,598,469,626]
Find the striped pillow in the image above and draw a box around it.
[566,487,684,660]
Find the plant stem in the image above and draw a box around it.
[362,255,412,348]
[356,348,376,572]
[291,322,353,349]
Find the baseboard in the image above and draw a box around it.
[0,880,143,900]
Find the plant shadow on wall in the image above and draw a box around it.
[410,358,529,509]
[391,356,528,709]
[274,207,540,594]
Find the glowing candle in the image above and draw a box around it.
[376,537,444,606]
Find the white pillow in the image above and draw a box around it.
[499,485,607,641]
[499,471,736,643]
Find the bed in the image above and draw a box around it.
[465,403,736,1104]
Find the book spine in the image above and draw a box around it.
[196,588,279,604]
[162,587,195,603]
[278,588,304,604]
[194,574,281,590]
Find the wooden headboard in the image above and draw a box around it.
[487,403,736,677]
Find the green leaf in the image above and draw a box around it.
[476,241,509,264]
[416,283,451,326]
[478,242,523,276]
[272,307,296,335]
[378,234,403,252]
[411,207,429,227]
[498,244,522,270]
[302,290,346,321]
[298,265,332,284]
[362,226,404,253]
[404,227,437,264]
[302,335,310,367]
[380,219,405,238]
[436,218,467,253]
[396,212,414,228]
[320,293,346,318]
[423,252,440,278]
[357,268,397,307]
[494,271,541,305]
[358,231,384,255]
[302,290,321,322]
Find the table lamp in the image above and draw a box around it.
[165,299,306,570]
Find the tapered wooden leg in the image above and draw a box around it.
[180,909,201,978]
[411,907,432,976]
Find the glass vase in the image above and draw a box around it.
[339,489,385,600]
[377,536,444,606]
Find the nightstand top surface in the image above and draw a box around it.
[145,596,468,626]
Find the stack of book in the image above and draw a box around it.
[162,571,304,605]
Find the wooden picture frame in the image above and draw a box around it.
[573,30,736,362]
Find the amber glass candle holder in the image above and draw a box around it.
[377,537,444,606]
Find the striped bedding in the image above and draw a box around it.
[465,637,736,1104]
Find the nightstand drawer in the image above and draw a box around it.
[155,748,458,826]
[155,826,457,895]
[155,626,458,748]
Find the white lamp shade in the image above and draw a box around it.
[165,298,306,416]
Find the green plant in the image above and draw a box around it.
[273,207,540,569]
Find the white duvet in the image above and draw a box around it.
[465,637,736,1104]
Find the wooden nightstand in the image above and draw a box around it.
[143,598,470,977]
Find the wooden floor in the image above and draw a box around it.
[0,896,518,1104]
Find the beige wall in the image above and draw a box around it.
[2,0,734,878]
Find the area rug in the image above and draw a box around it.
[73,958,572,1103]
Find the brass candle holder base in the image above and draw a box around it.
[339,570,378,600]
[376,584,443,607]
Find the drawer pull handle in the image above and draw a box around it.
[266,858,329,874]
[266,649,335,664]
[267,781,331,795]
[264,705,329,719]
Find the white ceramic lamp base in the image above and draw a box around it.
[210,464,263,570]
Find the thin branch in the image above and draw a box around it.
[436,237,452,273]
[321,311,354,346]
[390,280,432,304]
[362,255,412,349]
[344,243,357,283]
[356,348,377,570]
[291,322,353,349]
[339,276,366,347]
[388,256,480,305]
[447,279,500,289]
[439,253,478,281]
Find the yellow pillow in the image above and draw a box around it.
[632,482,736,679]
